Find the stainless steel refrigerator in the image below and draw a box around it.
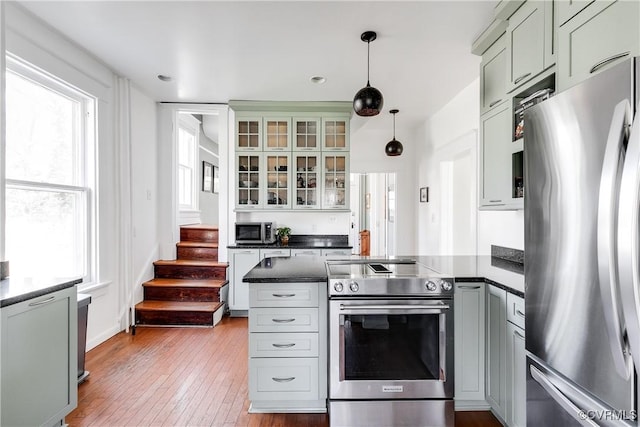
[525,57,640,426]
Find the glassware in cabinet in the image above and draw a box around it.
[322,153,348,209]
[237,154,261,207]
[294,154,319,208]
[265,153,291,208]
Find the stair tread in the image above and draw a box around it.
[143,278,228,288]
[135,300,223,312]
[176,241,219,248]
[154,259,228,267]
[181,224,219,231]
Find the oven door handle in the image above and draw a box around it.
[339,303,450,313]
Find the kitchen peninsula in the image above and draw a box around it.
[243,249,525,426]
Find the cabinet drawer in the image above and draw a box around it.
[249,332,318,358]
[506,292,525,329]
[249,358,319,401]
[250,308,318,332]
[250,283,319,307]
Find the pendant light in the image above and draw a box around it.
[385,109,403,157]
[353,31,384,117]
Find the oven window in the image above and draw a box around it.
[342,313,440,381]
[236,224,261,241]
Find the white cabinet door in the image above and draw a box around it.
[454,282,486,407]
[506,322,527,427]
[480,101,512,209]
[556,0,593,26]
[558,0,640,91]
[321,152,349,210]
[480,35,507,115]
[230,249,260,311]
[263,117,291,151]
[486,284,507,421]
[236,117,262,151]
[291,249,322,256]
[1,286,77,427]
[260,248,290,259]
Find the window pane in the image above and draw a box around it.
[6,70,80,185]
[6,187,85,278]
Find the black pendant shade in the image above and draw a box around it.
[385,109,403,157]
[353,31,384,117]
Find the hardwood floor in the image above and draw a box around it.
[67,317,502,427]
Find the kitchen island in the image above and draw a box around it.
[243,252,524,425]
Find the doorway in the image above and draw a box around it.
[350,173,397,257]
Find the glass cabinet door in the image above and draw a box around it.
[264,118,291,151]
[236,119,261,151]
[294,154,319,209]
[293,118,320,151]
[322,153,348,209]
[237,154,261,207]
[264,153,291,208]
[322,118,349,150]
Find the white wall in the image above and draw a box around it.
[5,3,122,349]
[198,125,219,226]
[350,127,417,255]
[416,78,524,256]
[130,86,159,309]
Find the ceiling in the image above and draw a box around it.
[17,1,494,134]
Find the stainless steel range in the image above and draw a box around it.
[326,258,455,427]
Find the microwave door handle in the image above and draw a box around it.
[597,100,632,379]
[530,366,599,427]
[617,100,640,374]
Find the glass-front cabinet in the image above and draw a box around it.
[264,153,291,208]
[322,117,349,151]
[294,153,319,209]
[236,118,262,151]
[293,118,320,151]
[237,154,261,208]
[322,153,348,209]
[264,118,291,151]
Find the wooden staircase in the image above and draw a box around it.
[134,225,228,328]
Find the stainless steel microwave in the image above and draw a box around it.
[235,222,275,244]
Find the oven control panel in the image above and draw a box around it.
[328,277,454,297]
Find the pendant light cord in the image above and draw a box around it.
[393,112,396,138]
[367,41,371,87]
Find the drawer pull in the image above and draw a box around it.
[514,72,532,85]
[272,343,296,348]
[272,318,296,323]
[272,376,295,383]
[590,52,630,74]
[458,285,481,290]
[28,296,56,306]
[272,293,296,298]
[516,309,525,318]
[514,330,525,340]
[489,199,503,203]
[489,99,503,108]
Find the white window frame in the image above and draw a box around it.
[177,114,200,214]
[4,55,96,283]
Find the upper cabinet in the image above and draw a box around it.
[263,118,291,151]
[230,101,351,211]
[506,0,555,93]
[480,35,507,115]
[557,0,640,91]
[556,0,593,25]
[322,117,349,151]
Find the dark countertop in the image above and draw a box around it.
[243,256,329,283]
[229,234,352,250]
[243,254,524,297]
[1,276,82,307]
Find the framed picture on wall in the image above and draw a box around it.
[202,161,213,192]
[213,165,219,194]
[420,187,428,203]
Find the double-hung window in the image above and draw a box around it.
[177,114,200,212]
[5,56,95,282]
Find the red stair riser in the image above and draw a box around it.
[154,265,227,280]
[177,247,219,261]
[135,309,214,326]
[144,286,220,302]
[180,228,219,243]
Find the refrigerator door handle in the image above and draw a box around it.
[617,100,640,374]
[530,365,599,427]
[597,100,632,379]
